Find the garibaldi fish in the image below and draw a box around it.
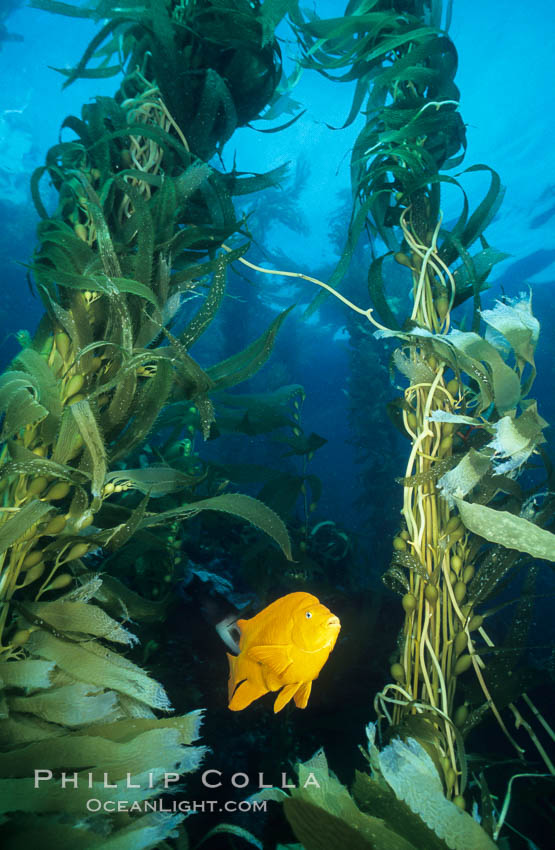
[227,591,340,713]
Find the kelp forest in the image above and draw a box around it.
[0,2,554,849]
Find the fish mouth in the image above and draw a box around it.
[327,615,341,630]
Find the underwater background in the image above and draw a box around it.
[0,1,554,849]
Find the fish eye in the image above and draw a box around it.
[305,611,312,619]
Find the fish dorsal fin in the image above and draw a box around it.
[274,683,300,713]
[248,645,292,678]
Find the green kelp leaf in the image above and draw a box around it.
[451,246,508,305]
[437,449,492,507]
[383,566,409,595]
[99,494,151,552]
[446,329,521,413]
[173,161,211,206]
[83,709,204,744]
[207,306,295,391]
[64,274,160,309]
[70,401,106,508]
[0,381,48,441]
[52,63,123,80]
[181,254,229,348]
[369,731,497,850]
[57,16,130,90]
[51,407,82,465]
[481,293,540,363]
[428,411,483,428]
[459,165,505,252]
[481,293,540,394]
[0,771,177,814]
[272,432,327,457]
[468,543,521,608]
[8,681,120,727]
[25,629,172,710]
[85,572,169,623]
[187,67,237,157]
[23,600,138,646]
[196,394,216,440]
[104,466,198,497]
[0,373,38,412]
[352,772,448,850]
[0,501,54,556]
[140,493,292,560]
[284,798,415,850]
[110,358,174,462]
[0,812,184,850]
[0,724,207,778]
[0,454,87,487]
[259,0,295,47]
[283,750,418,850]
[30,0,96,19]
[13,349,62,428]
[0,714,66,748]
[0,660,55,690]
[393,349,435,385]
[105,366,137,433]
[30,164,50,219]
[223,162,290,195]
[375,327,496,414]
[486,401,548,474]
[149,171,177,248]
[396,456,459,488]
[214,385,304,435]
[390,550,430,582]
[455,499,555,562]
[473,471,523,506]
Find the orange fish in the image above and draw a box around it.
[227,591,340,713]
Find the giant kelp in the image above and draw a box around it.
[295,0,553,838]
[0,1,301,846]
[2,1,554,848]
[212,0,555,845]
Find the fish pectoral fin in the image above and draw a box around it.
[273,683,301,713]
[293,681,312,709]
[247,645,292,678]
[229,678,268,711]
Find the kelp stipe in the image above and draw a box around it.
[0,1,300,845]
